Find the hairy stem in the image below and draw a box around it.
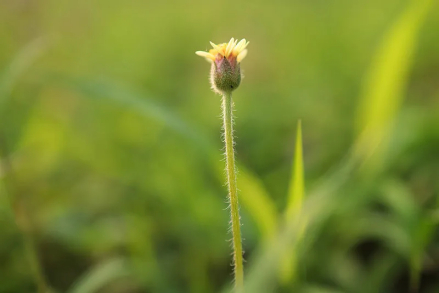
[222,92,244,291]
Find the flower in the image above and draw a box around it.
[196,38,249,94]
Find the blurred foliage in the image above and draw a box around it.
[1,0,439,292]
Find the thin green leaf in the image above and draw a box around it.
[280,120,305,284]
[354,0,433,169]
[286,119,305,219]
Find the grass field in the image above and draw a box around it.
[1,0,439,292]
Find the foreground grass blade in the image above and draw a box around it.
[354,0,433,169]
[280,120,305,284]
[285,120,305,219]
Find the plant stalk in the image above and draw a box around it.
[222,92,244,291]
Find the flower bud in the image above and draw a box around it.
[196,38,249,95]
[211,54,241,94]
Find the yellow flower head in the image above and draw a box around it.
[196,38,249,63]
[196,38,249,94]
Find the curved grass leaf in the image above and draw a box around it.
[354,0,433,169]
[47,76,278,242]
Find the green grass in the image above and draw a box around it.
[0,0,438,292]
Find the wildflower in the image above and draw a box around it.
[195,38,250,290]
[196,38,249,94]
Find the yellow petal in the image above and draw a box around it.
[195,51,215,61]
[237,49,248,62]
[240,40,249,51]
[225,38,235,57]
[233,39,246,54]
[210,42,224,56]
[232,39,245,55]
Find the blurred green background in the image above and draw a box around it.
[1,0,438,292]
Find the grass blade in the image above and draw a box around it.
[279,120,305,284]
[286,120,305,219]
[354,0,433,169]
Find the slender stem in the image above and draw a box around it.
[222,92,244,291]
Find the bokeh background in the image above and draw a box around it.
[1,0,438,292]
